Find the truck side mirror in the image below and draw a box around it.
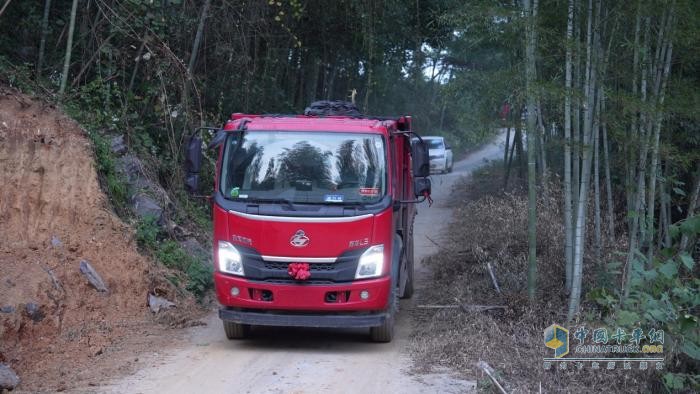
[411,140,430,178]
[184,134,203,193]
[414,177,431,198]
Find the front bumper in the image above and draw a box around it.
[219,308,388,328]
[429,158,447,173]
[215,272,391,311]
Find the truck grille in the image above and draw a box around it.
[259,278,335,285]
[236,245,365,283]
[263,261,336,271]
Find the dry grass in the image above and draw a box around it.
[409,163,658,393]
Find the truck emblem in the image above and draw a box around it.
[290,230,310,247]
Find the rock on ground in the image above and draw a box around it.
[148,294,176,313]
[79,260,108,292]
[110,135,127,156]
[180,238,212,267]
[0,363,20,390]
[131,193,164,222]
[115,154,172,224]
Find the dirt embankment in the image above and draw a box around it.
[0,90,193,391]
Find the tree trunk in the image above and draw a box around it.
[188,0,211,74]
[0,0,12,18]
[37,0,52,76]
[524,0,538,302]
[645,21,674,262]
[505,131,517,188]
[504,126,511,166]
[623,17,652,300]
[568,0,598,321]
[658,160,670,249]
[572,0,582,219]
[536,102,548,183]
[626,3,642,228]
[564,0,575,293]
[593,92,602,263]
[58,0,79,99]
[515,113,525,179]
[602,94,615,241]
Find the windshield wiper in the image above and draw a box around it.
[341,201,369,209]
[244,198,297,210]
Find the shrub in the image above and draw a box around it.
[588,214,700,392]
[136,217,213,300]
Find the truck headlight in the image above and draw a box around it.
[355,244,384,279]
[218,241,244,275]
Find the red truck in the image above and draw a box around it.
[185,102,431,342]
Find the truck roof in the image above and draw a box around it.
[224,113,412,134]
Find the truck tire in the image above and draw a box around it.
[223,321,249,339]
[370,288,397,342]
[401,263,414,299]
[400,241,414,299]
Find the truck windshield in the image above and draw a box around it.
[220,131,387,205]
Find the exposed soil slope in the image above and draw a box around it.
[0,90,185,391]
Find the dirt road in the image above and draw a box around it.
[104,133,507,394]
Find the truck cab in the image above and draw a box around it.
[185,105,431,342]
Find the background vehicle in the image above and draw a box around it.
[185,101,432,342]
[421,136,453,174]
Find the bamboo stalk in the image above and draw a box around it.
[564,0,575,292]
[58,0,79,99]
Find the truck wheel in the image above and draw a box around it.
[400,242,414,299]
[223,321,249,339]
[370,289,397,342]
[401,265,414,299]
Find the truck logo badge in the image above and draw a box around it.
[290,230,309,248]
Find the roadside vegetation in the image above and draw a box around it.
[412,161,698,392]
[136,216,212,299]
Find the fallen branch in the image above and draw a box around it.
[41,265,61,290]
[487,262,502,295]
[425,235,441,247]
[417,304,506,312]
[460,304,506,313]
[477,361,508,394]
[417,304,460,309]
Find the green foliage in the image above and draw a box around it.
[136,215,160,249]
[185,259,214,298]
[174,190,212,231]
[156,240,213,299]
[0,55,38,94]
[136,217,213,299]
[588,215,700,392]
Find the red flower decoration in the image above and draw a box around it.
[287,263,311,281]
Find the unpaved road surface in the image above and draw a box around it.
[104,133,506,394]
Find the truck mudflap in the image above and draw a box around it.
[219,308,388,328]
